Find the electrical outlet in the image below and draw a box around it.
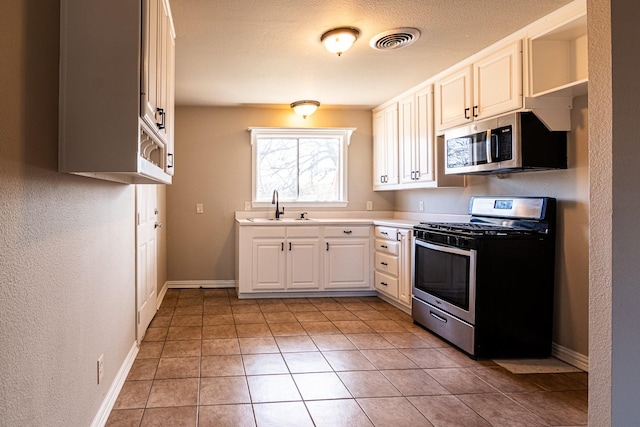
[366,201,373,211]
[244,201,251,211]
[419,201,424,211]
[97,354,104,385]
[196,203,204,214]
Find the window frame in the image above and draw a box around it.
[249,127,355,208]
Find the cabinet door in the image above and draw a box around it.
[324,238,371,289]
[141,0,161,133]
[397,229,412,307]
[372,104,399,189]
[161,0,175,174]
[287,238,321,290]
[252,238,286,290]
[398,94,415,184]
[474,40,522,120]
[435,65,473,131]
[414,87,435,183]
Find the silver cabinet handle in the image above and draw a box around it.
[430,311,448,323]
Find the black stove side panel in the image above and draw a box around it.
[473,237,555,358]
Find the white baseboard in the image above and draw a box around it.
[90,341,139,427]
[375,293,411,315]
[552,342,589,372]
[157,282,169,309]
[166,280,236,289]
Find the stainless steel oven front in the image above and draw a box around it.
[412,239,477,325]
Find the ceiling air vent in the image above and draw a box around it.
[370,28,420,51]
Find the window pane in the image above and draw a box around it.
[256,138,298,201]
[298,138,340,201]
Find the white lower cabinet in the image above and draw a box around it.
[237,224,372,295]
[324,226,372,290]
[287,229,322,290]
[373,226,412,310]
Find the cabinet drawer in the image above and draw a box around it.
[374,271,399,298]
[324,226,370,238]
[287,226,321,238]
[375,252,398,276]
[250,227,286,238]
[375,238,399,256]
[375,226,397,240]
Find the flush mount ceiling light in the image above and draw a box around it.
[321,27,360,56]
[370,28,421,51]
[290,100,320,118]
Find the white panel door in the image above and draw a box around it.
[252,238,286,290]
[287,238,321,290]
[324,239,371,289]
[474,40,522,120]
[435,65,473,131]
[136,185,159,342]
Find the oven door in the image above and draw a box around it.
[413,239,476,324]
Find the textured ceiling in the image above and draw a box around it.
[171,0,573,108]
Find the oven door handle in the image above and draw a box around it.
[430,311,448,323]
[415,239,474,257]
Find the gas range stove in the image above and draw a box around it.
[415,222,536,237]
[413,197,555,248]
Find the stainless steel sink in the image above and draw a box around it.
[247,218,316,222]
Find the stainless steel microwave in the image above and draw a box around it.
[444,111,567,175]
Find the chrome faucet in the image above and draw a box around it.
[272,190,284,219]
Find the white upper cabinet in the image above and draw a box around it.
[59,0,175,184]
[435,40,522,132]
[372,104,399,190]
[399,86,435,185]
[434,66,474,131]
[473,41,523,120]
[374,86,464,191]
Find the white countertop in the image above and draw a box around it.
[235,211,469,228]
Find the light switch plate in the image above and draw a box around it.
[366,201,373,211]
[196,203,204,214]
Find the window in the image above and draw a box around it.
[249,127,355,207]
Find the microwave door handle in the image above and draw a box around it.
[485,130,493,163]
[491,132,500,161]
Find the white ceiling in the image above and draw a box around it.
[170,0,573,108]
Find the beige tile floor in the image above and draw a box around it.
[106,289,588,426]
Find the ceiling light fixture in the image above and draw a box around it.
[321,27,360,56]
[290,100,320,118]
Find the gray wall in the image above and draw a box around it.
[588,0,640,424]
[0,1,165,425]
[166,106,395,281]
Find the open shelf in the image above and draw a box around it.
[529,13,587,98]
